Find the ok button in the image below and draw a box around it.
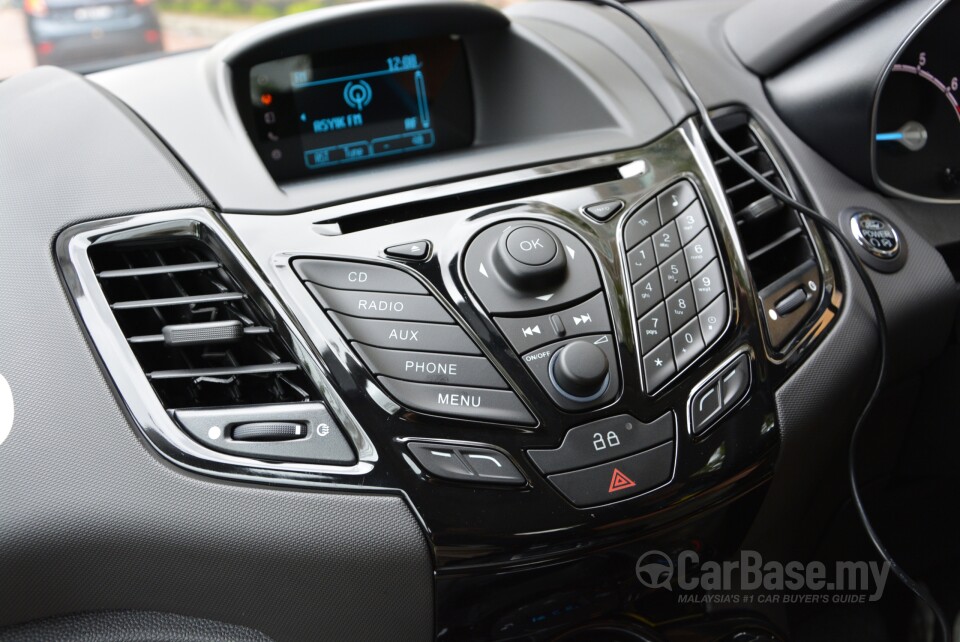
[506,226,558,266]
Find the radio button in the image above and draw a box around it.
[294,259,427,294]
[329,313,480,355]
[355,345,507,389]
[379,378,535,425]
[308,283,452,324]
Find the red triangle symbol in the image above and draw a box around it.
[608,468,637,493]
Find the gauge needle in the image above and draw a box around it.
[876,121,928,151]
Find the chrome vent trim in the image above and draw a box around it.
[704,111,837,357]
[57,209,377,484]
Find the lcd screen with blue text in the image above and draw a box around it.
[246,36,474,182]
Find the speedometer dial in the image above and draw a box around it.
[874,1,960,202]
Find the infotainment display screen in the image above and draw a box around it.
[244,36,474,182]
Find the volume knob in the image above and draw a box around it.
[550,340,610,402]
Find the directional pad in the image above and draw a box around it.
[463,220,602,316]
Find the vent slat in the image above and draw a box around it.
[89,236,319,409]
[706,113,819,311]
[127,325,272,345]
[110,292,244,310]
[723,169,776,196]
[713,144,760,167]
[98,261,220,279]
[147,363,300,380]
[745,227,804,262]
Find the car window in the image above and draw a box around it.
[0,0,522,77]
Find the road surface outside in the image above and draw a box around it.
[0,0,521,79]
[0,4,261,78]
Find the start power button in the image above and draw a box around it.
[842,209,906,273]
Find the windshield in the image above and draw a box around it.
[0,0,521,77]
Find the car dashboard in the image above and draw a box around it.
[1,0,959,640]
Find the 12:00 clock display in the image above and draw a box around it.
[245,36,474,182]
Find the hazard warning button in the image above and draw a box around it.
[546,442,674,507]
[608,468,636,493]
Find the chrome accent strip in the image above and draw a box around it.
[111,291,244,309]
[98,261,220,278]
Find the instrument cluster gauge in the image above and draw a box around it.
[873,1,960,202]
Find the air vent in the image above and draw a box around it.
[88,237,320,409]
[706,112,823,350]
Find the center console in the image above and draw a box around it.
[63,2,844,639]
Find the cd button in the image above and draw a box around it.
[294,259,427,294]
